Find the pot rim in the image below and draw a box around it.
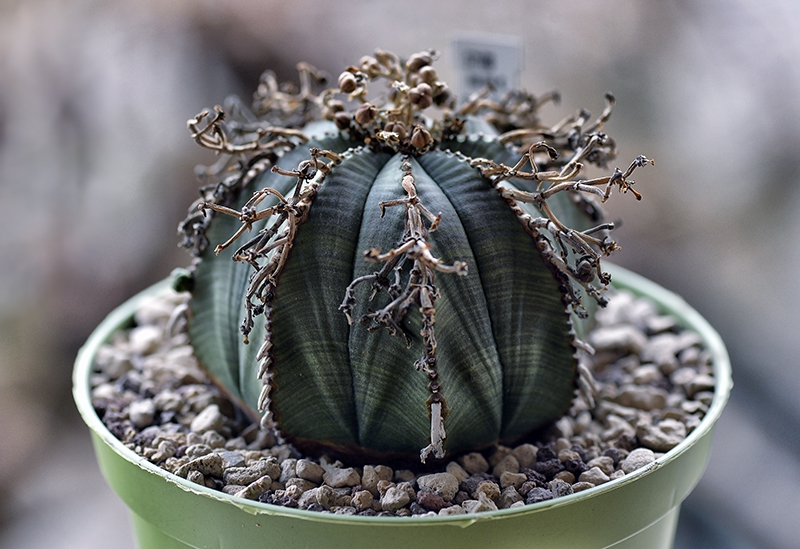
[73,263,732,526]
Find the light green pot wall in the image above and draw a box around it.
[73,264,732,549]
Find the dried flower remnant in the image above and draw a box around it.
[472,139,653,314]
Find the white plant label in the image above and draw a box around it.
[452,34,522,103]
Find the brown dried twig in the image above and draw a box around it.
[473,136,653,315]
[338,157,467,462]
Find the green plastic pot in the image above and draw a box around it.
[73,264,732,549]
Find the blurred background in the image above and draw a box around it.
[0,0,797,547]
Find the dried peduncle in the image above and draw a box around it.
[339,157,467,461]
[473,137,653,315]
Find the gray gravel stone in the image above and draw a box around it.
[548,478,573,498]
[153,390,182,412]
[202,430,226,448]
[297,487,318,509]
[283,484,303,500]
[278,459,297,483]
[223,462,273,486]
[586,456,615,476]
[417,472,459,502]
[362,465,393,496]
[91,383,117,401]
[681,400,707,415]
[376,479,394,497]
[684,414,702,433]
[234,475,272,500]
[393,469,415,483]
[638,419,687,452]
[695,391,714,406]
[497,486,523,509]
[553,417,574,439]
[499,471,527,490]
[645,314,678,334]
[224,436,246,450]
[475,480,500,501]
[601,414,637,441]
[445,461,469,483]
[571,481,595,493]
[396,481,416,503]
[284,478,317,493]
[351,490,374,511]
[670,367,697,387]
[687,374,716,398]
[614,385,668,411]
[322,467,361,488]
[488,446,513,467]
[217,450,246,469]
[632,364,661,385]
[381,486,410,512]
[128,399,156,428]
[492,454,520,477]
[557,449,581,463]
[151,440,176,462]
[438,505,467,516]
[458,452,489,474]
[105,352,135,379]
[525,487,554,504]
[462,492,498,513]
[579,467,610,486]
[185,443,212,458]
[589,325,647,355]
[315,484,336,510]
[176,453,223,479]
[620,448,656,474]
[296,459,325,483]
[554,471,576,484]
[511,443,538,469]
[187,470,205,486]
[190,404,226,434]
[129,325,163,355]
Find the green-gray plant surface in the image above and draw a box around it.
[177,50,651,463]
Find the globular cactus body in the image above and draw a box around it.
[180,50,650,462]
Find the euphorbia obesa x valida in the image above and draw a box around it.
[177,49,651,464]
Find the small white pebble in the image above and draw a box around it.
[128,399,156,429]
[620,448,656,474]
[579,467,610,486]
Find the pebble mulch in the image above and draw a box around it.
[90,286,715,517]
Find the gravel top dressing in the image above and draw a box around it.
[90,285,715,517]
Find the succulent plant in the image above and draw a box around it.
[177,50,650,463]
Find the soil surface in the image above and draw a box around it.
[90,286,715,516]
